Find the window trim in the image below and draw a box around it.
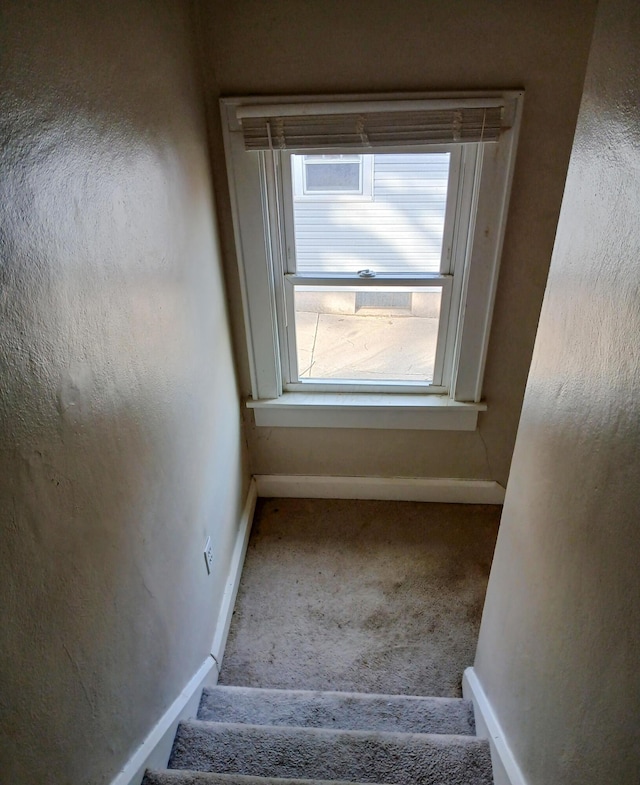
[247,392,487,430]
[220,91,523,427]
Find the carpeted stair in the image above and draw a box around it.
[143,685,493,785]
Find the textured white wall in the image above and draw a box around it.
[474,1,640,782]
[0,2,246,783]
[196,0,597,486]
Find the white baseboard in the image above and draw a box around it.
[463,667,527,785]
[211,478,257,665]
[109,479,257,785]
[255,475,505,505]
[109,656,214,785]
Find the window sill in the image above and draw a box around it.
[247,392,486,430]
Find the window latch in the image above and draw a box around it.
[357,269,376,278]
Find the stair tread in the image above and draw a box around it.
[168,720,493,785]
[179,718,484,742]
[203,685,471,704]
[198,685,475,736]
[144,771,399,785]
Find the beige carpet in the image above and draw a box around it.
[219,498,500,698]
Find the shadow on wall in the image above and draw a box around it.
[0,1,245,783]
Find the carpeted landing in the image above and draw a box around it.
[220,498,500,697]
[144,498,500,785]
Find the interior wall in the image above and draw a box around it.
[196,0,597,486]
[474,1,640,782]
[0,2,247,783]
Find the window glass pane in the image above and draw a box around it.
[292,152,450,274]
[305,162,360,191]
[294,285,442,383]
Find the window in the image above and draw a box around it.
[221,92,523,429]
[288,150,452,388]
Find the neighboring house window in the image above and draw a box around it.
[220,92,523,429]
[293,154,374,200]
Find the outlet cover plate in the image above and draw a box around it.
[204,536,214,575]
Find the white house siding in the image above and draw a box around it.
[293,153,449,275]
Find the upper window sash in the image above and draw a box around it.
[280,146,463,277]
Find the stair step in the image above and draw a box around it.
[144,772,393,785]
[168,721,493,785]
[198,686,475,736]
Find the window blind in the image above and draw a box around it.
[236,99,512,151]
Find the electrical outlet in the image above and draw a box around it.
[203,536,214,575]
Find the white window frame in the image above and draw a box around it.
[279,145,466,394]
[220,92,523,430]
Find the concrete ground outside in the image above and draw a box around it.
[295,298,440,382]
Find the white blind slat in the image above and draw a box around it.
[238,103,510,151]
